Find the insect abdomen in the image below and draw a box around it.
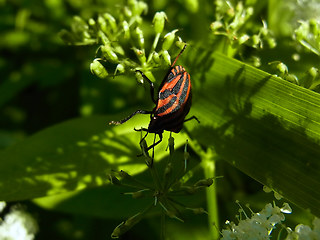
[155,66,191,117]
[147,65,192,134]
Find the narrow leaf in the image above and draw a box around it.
[187,51,320,217]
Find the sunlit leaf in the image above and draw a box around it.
[0,114,189,201]
[186,51,320,217]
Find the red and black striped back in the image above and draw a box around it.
[155,65,191,117]
[147,65,192,133]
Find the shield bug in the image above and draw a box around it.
[109,45,199,158]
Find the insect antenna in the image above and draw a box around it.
[171,44,187,67]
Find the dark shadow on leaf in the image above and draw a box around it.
[187,65,320,217]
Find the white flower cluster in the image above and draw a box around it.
[221,202,292,240]
[0,202,38,240]
[286,217,320,240]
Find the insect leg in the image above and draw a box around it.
[184,116,200,124]
[137,132,163,158]
[135,70,156,104]
[146,133,163,152]
[109,110,152,125]
[134,128,149,144]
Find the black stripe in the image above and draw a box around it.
[159,74,184,100]
[179,74,189,105]
[167,72,174,82]
[156,96,177,115]
[171,74,189,113]
[172,74,184,95]
[159,89,172,99]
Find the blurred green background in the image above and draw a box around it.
[1,0,319,239]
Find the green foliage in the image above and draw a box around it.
[1,0,320,239]
[60,0,184,82]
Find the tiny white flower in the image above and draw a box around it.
[0,208,38,240]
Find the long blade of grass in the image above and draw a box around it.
[186,50,320,217]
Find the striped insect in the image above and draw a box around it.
[109,45,199,160]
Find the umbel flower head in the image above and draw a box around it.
[221,202,292,240]
[60,0,184,83]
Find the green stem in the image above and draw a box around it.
[149,163,162,190]
[188,140,220,239]
[202,153,219,240]
[147,33,161,63]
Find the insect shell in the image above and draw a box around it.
[109,45,198,153]
[148,65,192,135]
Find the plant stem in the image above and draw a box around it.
[148,33,161,63]
[202,151,219,240]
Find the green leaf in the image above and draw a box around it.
[0,113,188,201]
[33,185,152,219]
[187,51,320,217]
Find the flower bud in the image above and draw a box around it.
[238,34,249,45]
[113,45,125,56]
[123,6,132,18]
[176,36,185,50]
[97,15,108,34]
[251,56,261,68]
[72,16,88,34]
[134,27,144,49]
[295,22,308,41]
[260,27,268,37]
[136,1,148,15]
[153,11,167,34]
[98,30,109,45]
[246,7,254,17]
[194,178,213,187]
[281,203,292,214]
[88,18,96,27]
[101,45,118,63]
[277,62,288,74]
[111,213,142,238]
[133,47,146,64]
[115,63,125,74]
[90,59,108,79]
[103,13,117,33]
[286,74,299,85]
[251,34,260,46]
[187,207,207,215]
[130,0,148,16]
[135,70,144,83]
[122,20,130,39]
[128,0,137,9]
[309,67,318,78]
[162,50,171,65]
[152,52,160,64]
[267,38,276,48]
[210,21,223,31]
[162,29,178,51]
